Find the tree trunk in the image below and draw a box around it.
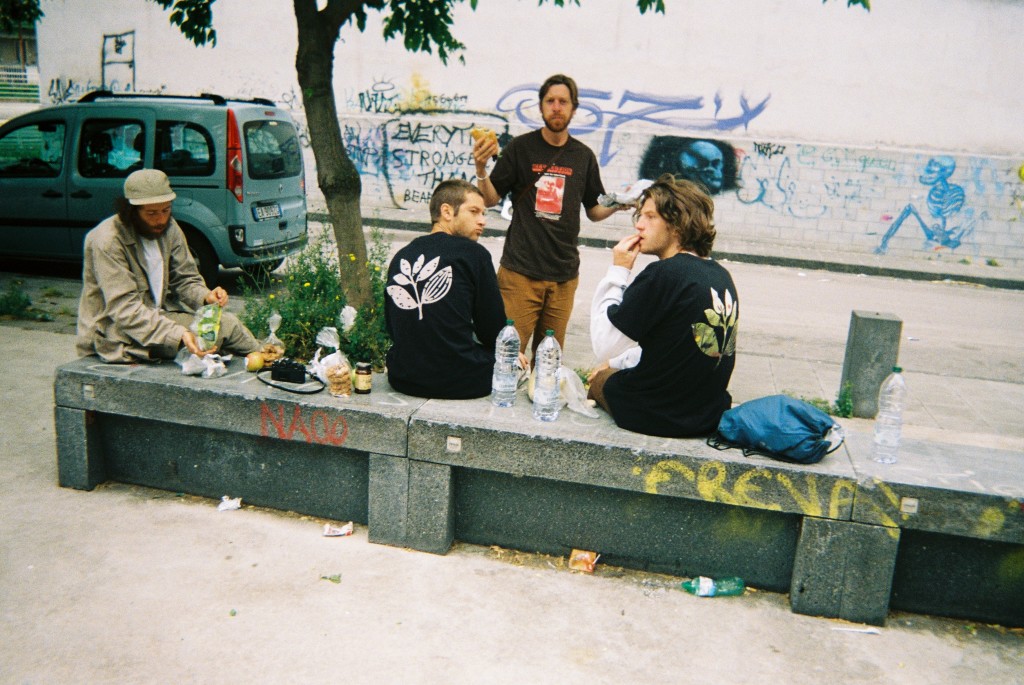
[293,0,371,307]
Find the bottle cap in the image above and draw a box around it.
[893,366,902,373]
[545,329,554,336]
[506,319,514,325]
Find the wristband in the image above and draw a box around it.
[474,174,488,183]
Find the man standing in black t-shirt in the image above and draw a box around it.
[472,74,622,360]
[588,175,739,438]
[385,179,526,399]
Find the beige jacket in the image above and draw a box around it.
[76,214,210,362]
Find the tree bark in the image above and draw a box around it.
[293,0,371,307]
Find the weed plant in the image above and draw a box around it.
[790,382,853,418]
[242,229,391,367]
[0,280,53,321]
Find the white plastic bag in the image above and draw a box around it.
[559,367,599,418]
[190,303,222,352]
[597,179,654,208]
[338,305,357,333]
[175,347,231,378]
[309,327,352,396]
[527,365,598,418]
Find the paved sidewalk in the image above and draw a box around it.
[347,204,1024,291]
[1,216,1023,682]
[1,328,1022,684]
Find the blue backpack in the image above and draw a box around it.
[707,395,844,464]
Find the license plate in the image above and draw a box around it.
[253,203,282,221]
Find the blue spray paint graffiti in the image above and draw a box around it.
[495,84,770,166]
[875,156,985,254]
[737,151,828,218]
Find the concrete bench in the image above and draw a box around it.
[54,356,427,525]
[54,357,1023,627]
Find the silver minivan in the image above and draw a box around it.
[0,91,308,285]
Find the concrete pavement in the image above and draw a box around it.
[1,217,1023,683]
[2,329,1023,684]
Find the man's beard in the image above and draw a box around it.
[543,112,571,134]
[133,214,170,239]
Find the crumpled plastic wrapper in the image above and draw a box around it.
[217,495,242,511]
[569,549,600,573]
[322,521,354,537]
[598,179,654,208]
[175,347,232,378]
[309,327,352,397]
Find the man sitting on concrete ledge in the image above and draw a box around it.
[384,179,528,399]
[77,169,260,363]
[588,174,739,437]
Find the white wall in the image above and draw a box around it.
[37,0,1024,154]
[32,0,1024,268]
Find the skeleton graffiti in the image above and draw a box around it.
[875,156,985,254]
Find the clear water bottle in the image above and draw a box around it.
[872,366,907,464]
[532,329,562,422]
[681,576,745,597]
[491,319,521,408]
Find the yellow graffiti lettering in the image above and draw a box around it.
[828,479,857,519]
[997,548,1024,583]
[974,506,1006,538]
[873,479,902,508]
[644,460,695,494]
[858,480,901,539]
[697,461,738,505]
[732,468,780,510]
[775,473,822,517]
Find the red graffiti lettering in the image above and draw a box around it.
[259,402,348,446]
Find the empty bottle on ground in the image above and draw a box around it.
[872,366,907,464]
[681,576,745,597]
[532,330,562,422]
[491,319,520,408]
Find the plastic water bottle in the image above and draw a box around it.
[681,576,745,597]
[872,366,907,464]
[532,330,562,422]
[491,319,521,408]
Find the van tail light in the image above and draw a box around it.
[226,109,243,203]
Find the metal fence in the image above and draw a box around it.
[0,64,40,102]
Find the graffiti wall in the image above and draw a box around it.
[291,75,1022,268]
[32,0,1024,267]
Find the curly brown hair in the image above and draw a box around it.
[635,173,717,257]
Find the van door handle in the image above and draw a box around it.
[278,221,287,230]
[70,190,93,199]
[41,190,63,198]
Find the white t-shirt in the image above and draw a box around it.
[141,238,164,307]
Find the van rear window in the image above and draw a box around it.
[155,121,214,177]
[244,120,302,179]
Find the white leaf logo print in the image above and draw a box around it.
[387,253,453,320]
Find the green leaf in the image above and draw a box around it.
[722,325,737,356]
[704,308,721,328]
[692,323,720,358]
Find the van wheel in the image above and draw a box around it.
[182,231,219,288]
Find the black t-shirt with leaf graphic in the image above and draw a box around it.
[385,232,506,399]
[606,253,739,437]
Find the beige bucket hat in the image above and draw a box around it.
[124,169,177,205]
